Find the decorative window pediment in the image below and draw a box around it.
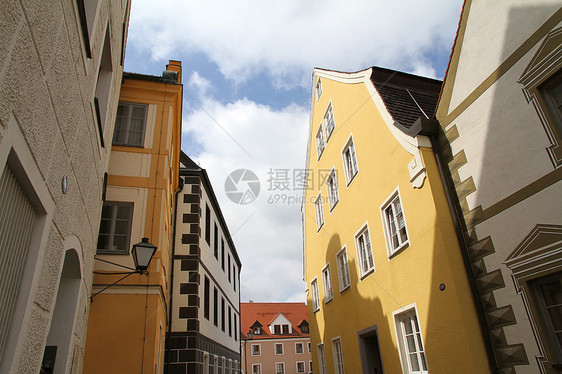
[519,27,562,167]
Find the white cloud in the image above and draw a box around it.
[128,0,462,87]
[181,97,310,302]
[187,72,213,99]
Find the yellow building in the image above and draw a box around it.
[83,61,183,374]
[302,67,492,373]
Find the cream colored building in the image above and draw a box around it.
[0,0,130,373]
[436,1,562,373]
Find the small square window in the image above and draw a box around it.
[252,364,261,374]
[251,344,261,356]
[276,362,285,374]
[275,343,284,355]
[253,326,261,335]
[282,324,289,335]
[342,136,358,185]
[97,202,133,254]
[355,225,374,278]
[297,361,305,373]
[274,324,281,335]
[113,102,148,147]
[296,342,304,354]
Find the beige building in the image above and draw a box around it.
[241,303,311,374]
[0,0,130,373]
[435,1,562,373]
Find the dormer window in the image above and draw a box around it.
[298,321,309,334]
[253,326,261,335]
[251,321,263,336]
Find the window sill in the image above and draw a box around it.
[345,172,358,187]
[324,297,333,305]
[96,250,129,255]
[317,149,324,161]
[339,284,351,294]
[316,223,324,233]
[329,200,339,212]
[360,268,375,281]
[388,241,410,260]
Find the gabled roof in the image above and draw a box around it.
[241,302,309,340]
[370,66,442,128]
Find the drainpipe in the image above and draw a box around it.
[409,117,499,373]
[164,176,184,374]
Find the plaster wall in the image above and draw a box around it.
[0,0,129,372]
[245,338,311,374]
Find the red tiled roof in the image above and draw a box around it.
[240,302,309,340]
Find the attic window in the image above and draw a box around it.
[299,321,309,334]
[253,326,261,335]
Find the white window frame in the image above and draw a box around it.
[97,201,133,254]
[316,124,325,160]
[332,337,345,374]
[311,277,320,312]
[341,134,358,186]
[380,187,410,257]
[336,246,351,293]
[316,77,323,102]
[326,168,339,211]
[324,102,335,140]
[275,362,285,374]
[393,304,429,374]
[314,193,324,232]
[274,343,284,355]
[112,102,148,147]
[355,223,374,279]
[252,364,262,374]
[322,264,333,303]
[296,361,306,373]
[251,344,261,356]
[317,343,327,374]
[295,342,304,354]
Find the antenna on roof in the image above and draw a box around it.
[406,88,429,119]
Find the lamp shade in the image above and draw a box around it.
[132,237,157,271]
[247,331,254,339]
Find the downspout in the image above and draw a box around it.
[412,118,499,373]
[164,176,184,374]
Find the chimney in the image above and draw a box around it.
[165,60,182,84]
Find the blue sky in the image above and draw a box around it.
[124,0,463,303]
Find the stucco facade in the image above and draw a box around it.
[166,152,242,374]
[435,2,562,373]
[0,0,130,373]
[83,61,183,374]
[303,67,491,373]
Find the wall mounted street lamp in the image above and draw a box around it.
[91,237,157,301]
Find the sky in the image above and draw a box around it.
[124,0,464,303]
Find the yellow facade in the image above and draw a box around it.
[83,61,182,374]
[303,68,490,373]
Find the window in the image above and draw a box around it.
[382,189,409,256]
[337,247,351,292]
[317,344,327,374]
[275,343,284,355]
[234,313,238,341]
[395,308,428,373]
[541,70,562,137]
[355,225,374,278]
[311,278,320,312]
[308,342,311,353]
[253,326,261,335]
[283,324,290,335]
[296,361,305,373]
[531,273,562,362]
[205,204,210,245]
[112,102,147,146]
[252,344,261,356]
[214,223,218,259]
[274,324,281,335]
[213,287,218,326]
[299,322,309,334]
[228,306,232,337]
[342,136,358,185]
[252,364,261,374]
[324,103,335,140]
[314,193,324,231]
[275,362,285,374]
[316,124,325,159]
[221,239,225,271]
[233,265,236,291]
[97,202,133,254]
[94,26,113,146]
[316,77,322,102]
[228,254,231,282]
[322,264,333,302]
[326,169,339,210]
[332,338,345,374]
[203,276,210,320]
[221,297,225,332]
[296,343,304,354]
